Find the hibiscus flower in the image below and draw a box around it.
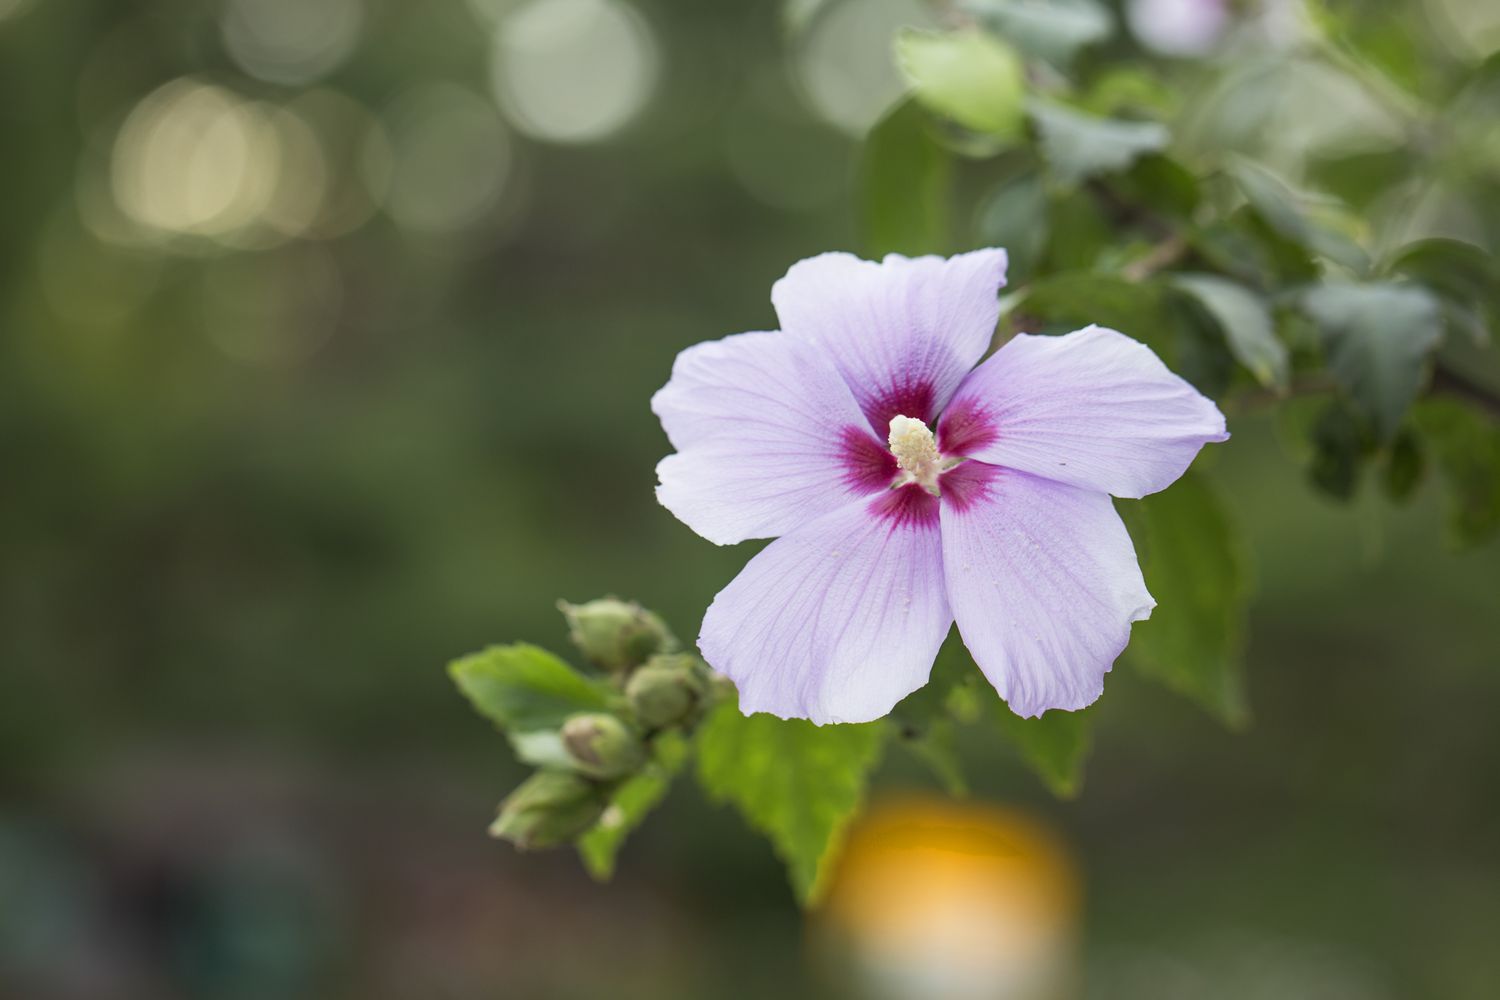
[652,249,1227,723]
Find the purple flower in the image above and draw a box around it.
[652,250,1227,724]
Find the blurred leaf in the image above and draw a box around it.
[995,705,1092,797]
[891,642,985,795]
[450,644,615,734]
[961,0,1112,68]
[1171,274,1288,390]
[1118,474,1249,726]
[895,28,1026,137]
[1307,398,1374,501]
[1228,159,1369,274]
[1042,188,1113,270]
[781,0,834,35]
[1029,100,1169,185]
[1109,153,1201,222]
[1301,282,1443,441]
[1019,273,1165,335]
[860,100,951,256]
[578,732,689,880]
[1413,398,1500,547]
[1388,238,1498,345]
[1380,427,1425,505]
[696,700,886,904]
[977,170,1048,282]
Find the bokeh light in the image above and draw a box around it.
[792,0,934,136]
[109,79,280,243]
[490,0,659,144]
[221,0,364,86]
[819,795,1080,1000]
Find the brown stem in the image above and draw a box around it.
[1122,233,1190,283]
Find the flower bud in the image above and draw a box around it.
[560,713,646,779]
[489,771,608,850]
[558,598,676,672]
[626,654,709,729]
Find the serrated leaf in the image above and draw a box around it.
[1301,282,1443,442]
[960,0,1112,67]
[1029,100,1168,185]
[995,705,1092,797]
[1413,398,1500,547]
[895,28,1026,137]
[1171,274,1288,390]
[860,99,951,257]
[696,701,886,904]
[450,644,615,734]
[1118,473,1249,725]
[577,732,689,880]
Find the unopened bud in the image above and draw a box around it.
[489,771,608,849]
[560,713,645,779]
[626,654,709,729]
[558,598,676,672]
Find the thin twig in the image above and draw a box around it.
[1431,362,1500,420]
[1122,233,1190,283]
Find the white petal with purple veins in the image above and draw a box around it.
[699,489,951,725]
[940,325,1228,498]
[940,463,1154,718]
[652,330,891,545]
[771,249,1008,434]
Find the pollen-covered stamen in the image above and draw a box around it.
[888,415,946,495]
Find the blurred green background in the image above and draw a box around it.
[2,0,1498,997]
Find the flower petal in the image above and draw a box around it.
[653,331,893,545]
[940,463,1154,718]
[771,249,1008,433]
[699,489,952,724]
[939,325,1228,498]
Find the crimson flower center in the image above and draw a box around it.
[887,415,960,496]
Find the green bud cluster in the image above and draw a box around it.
[557,597,675,673]
[486,598,727,854]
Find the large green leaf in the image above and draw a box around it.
[1413,398,1500,548]
[859,100,951,257]
[895,28,1026,137]
[1028,100,1168,185]
[450,644,616,734]
[1171,274,1288,391]
[1228,159,1369,274]
[961,0,1112,67]
[696,701,886,904]
[1301,283,1443,441]
[577,732,689,880]
[1118,474,1250,726]
[995,705,1092,798]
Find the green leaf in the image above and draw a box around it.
[995,705,1092,798]
[1413,398,1500,547]
[977,170,1048,283]
[1228,159,1369,274]
[895,28,1026,137]
[1171,274,1288,391]
[1387,238,1498,345]
[859,100,951,257]
[450,644,615,734]
[696,701,886,904]
[1306,398,1374,502]
[1301,283,1443,442]
[1028,100,1169,185]
[1118,473,1249,726]
[960,0,1112,68]
[578,732,690,880]
[1380,427,1425,505]
[1018,273,1166,337]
